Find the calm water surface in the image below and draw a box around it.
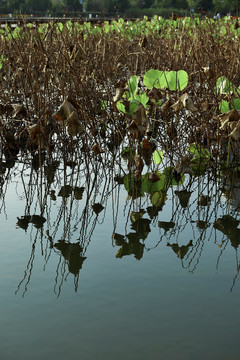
[0,162,240,360]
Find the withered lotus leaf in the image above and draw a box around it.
[148,87,162,102]
[218,110,240,140]
[53,100,77,122]
[12,104,27,118]
[148,172,161,182]
[133,104,147,126]
[113,88,126,103]
[229,122,240,141]
[28,122,45,147]
[219,110,240,126]
[92,142,104,155]
[66,111,84,137]
[127,120,145,137]
[171,93,198,113]
[174,155,194,175]
[161,98,174,114]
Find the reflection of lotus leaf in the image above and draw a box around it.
[127,232,142,242]
[141,173,166,194]
[146,206,162,219]
[163,167,185,186]
[130,218,151,240]
[116,242,144,260]
[92,203,104,215]
[17,216,31,230]
[58,185,72,198]
[124,174,143,199]
[124,169,184,202]
[198,195,211,206]
[31,215,46,228]
[158,221,175,231]
[151,191,167,207]
[197,220,209,229]
[214,215,240,248]
[74,186,84,200]
[175,190,192,208]
[167,240,193,259]
[112,233,125,246]
[54,241,86,275]
[17,215,46,230]
[130,210,145,223]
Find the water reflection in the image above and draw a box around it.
[0,149,240,296]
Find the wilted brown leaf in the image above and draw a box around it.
[113,88,126,103]
[66,111,84,137]
[171,93,198,113]
[12,104,27,118]
[53,100,77,122]
[92,142,104,155]
[28,122,45,147]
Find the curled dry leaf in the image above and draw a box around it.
[174,155,194,175]
[114,78,127,89]
[229,122,240,141]
[171,93,198,113]
[148,87,162,102]
[127,155,144,177]
[134,156,144,172]
[53,100,77,122]
[133,105,147,126]
[28,122,45,147]
[138,36,148,48]
[130,104,150,135]
[142,138,153,150]
[92,143,104,155]
[148,172,160,183]
[12,104,27,118]
[219,110,240,129]
[201,101,210,112]
[134,156,144,178]
[218,110,240,140]
[161,98,174,114]
[113,88,126,103]
[66,111,84,137]
[127,120,145,138]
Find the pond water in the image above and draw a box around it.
[0,158,240,360]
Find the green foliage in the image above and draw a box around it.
[116,75,150,114]
[143,69,188,91]
[152,149,163,165]
[216,76,236,95]
[143,69,168,90]
[86,0,130,13]
[187,143,210,162]
[216,77,240,113]
[0,55,6,70]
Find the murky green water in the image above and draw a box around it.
[0,161,240,360]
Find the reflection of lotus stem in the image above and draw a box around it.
[227,138,231,167]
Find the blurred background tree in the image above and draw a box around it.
[0,0,239,16]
